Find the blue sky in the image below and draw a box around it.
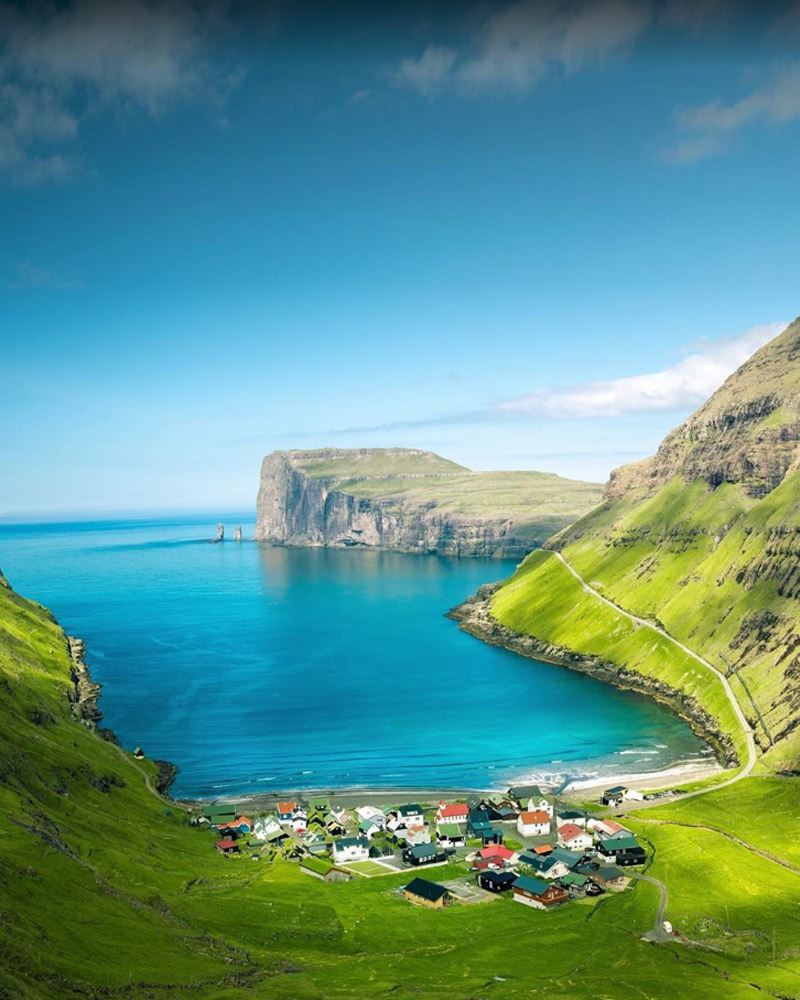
[1,0,799,515]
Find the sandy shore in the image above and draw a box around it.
[178,758,724,813]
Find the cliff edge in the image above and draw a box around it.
[255,447,602,558]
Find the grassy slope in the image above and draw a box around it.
[289,449,604,543]
[4,576,799,998]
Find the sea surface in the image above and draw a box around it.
[0,515,712,798]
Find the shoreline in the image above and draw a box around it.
[447,583,738,769]
[176,757,723,812]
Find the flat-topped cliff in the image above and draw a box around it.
[254,448,602,558]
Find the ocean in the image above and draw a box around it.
[0,515,711,797]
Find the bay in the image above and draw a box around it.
[0,515,710,797]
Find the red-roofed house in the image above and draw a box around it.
[435,802,469,825]
[517,809,551,837]
[233,816,253,834]
[478,845,516,862]
[278,802,297,823]
[588,818,631,841]
[532,844,553,855]
[215,839,240,855]
[557,824,593,851]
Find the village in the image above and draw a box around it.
[196,782,660,914]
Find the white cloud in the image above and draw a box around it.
[394,0,653,96]
[494,322,788,418]
[0,0,237,184]
[663,65,800,163]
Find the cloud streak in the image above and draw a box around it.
[663,65,800,163]
[0,0,239,184]
[324,322,788,433]
[393,0,653,96]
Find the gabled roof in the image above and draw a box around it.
[397,804,423,816]
[595,819,625,835]
[405,878,448,903]
[513,875,551,895]
[407,842,438,858]
[560,872,589,887]
[596,866,626,881]
[236,816,253,827]
[215,839,238,850]
[558,823,586,841]
[604,785,628,796]
[549,848,580,866]
[508,785,546,799]
[599,835,640,852]
[522,853,560,873]
[481,871,517,886]
[437,803,469,818]
[334,837,369,850]
[479,845,514,860]
[532,845,553,855]
[519,810,550,824]
[557,810,586,821]
[278,801,296,812]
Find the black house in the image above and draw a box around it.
[478,871,517,893]
[403,843,446,866]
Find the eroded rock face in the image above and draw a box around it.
[255,451,534,558]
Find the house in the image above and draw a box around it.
[478,844,516,864]
[435,823,465,848]
[601,785,628,807]
[532,844,553,856]
[557,824,593,852]
[358,818,381,840]
[300,857,352,882]
[387,804,425,831]
[253,815,282,840]
[277,801,297,823]
[214,839,240,855]
[588,818,631,840]
[326,817,348,837]
[403,877,450,909]
[356,805,386,826]
[474,855,506,871]
[512,875,569,910]
[261,827,289,848]
[478,871,517,893]
[516,809,551,837]
[402,824,431,846]
[332,837,370,864]
[291,807,308,833]
[595,836,646,866]
[231,815,253,834]
[559,871,590,894]
[480,827,504,846]
[590,866,628,890]
[518,853,570,880]
[203,805,237,826]
[467,810,493,837]
[308,797,330,816]
[508,784,549,803]
[403,842,446,866]
[556,809,587,829]
[548,847,583,868]
[435,802,469,826]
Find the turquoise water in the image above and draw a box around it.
[0,516,710,797]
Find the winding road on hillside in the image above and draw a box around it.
[550,550,757,795]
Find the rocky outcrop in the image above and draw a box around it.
[448,587,739,767]
[255,449,584,558]
[67,636,103,727]
[606,318,800,500]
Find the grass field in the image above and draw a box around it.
[341,860,396,877]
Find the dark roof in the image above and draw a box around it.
[508,785,547,800]
[334,837,369,849]
[405,878,449,903]
[598,836,640,852]
[549,848,580,867]
[398,804,423,816]
[481,871,517,886]
[521,853,559,873]
[557,810,585,821]
[513,875,551,895]
[596,866,626,881]
[604,786,628,796]
[407,843,438,858]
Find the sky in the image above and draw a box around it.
[1,0,799,516]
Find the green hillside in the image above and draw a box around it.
[4,567,800,997]
[487,317,800,770]
[287,448,603,545]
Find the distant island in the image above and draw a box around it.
[254,447,602,558]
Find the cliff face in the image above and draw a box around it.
[254,448,602,558]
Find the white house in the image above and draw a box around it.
[516,809,551,837]
[435,823,466,848]
[588,818,631,841]
[332,837,370,864]
[387,804,425,831]
[557,824,594,852]
[526,796,554,818]
[356,805,387,826]
[555,810,587,829]
[253,815,282,840]
[435,802,470,826]
[292,807,308,833]
[403,824,431,846]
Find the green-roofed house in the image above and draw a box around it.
[595,836,646,867]
[435,823,465,848]
[558,872,590,895]
[308,797,330,815]
[300,857,352,883]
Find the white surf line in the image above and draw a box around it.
[548,550,757,794]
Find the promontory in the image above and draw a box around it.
[254,448,602,558]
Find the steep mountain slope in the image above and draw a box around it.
[468,317,800,770]
[255,448,602,558]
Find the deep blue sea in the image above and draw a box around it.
[0,515,711,797]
